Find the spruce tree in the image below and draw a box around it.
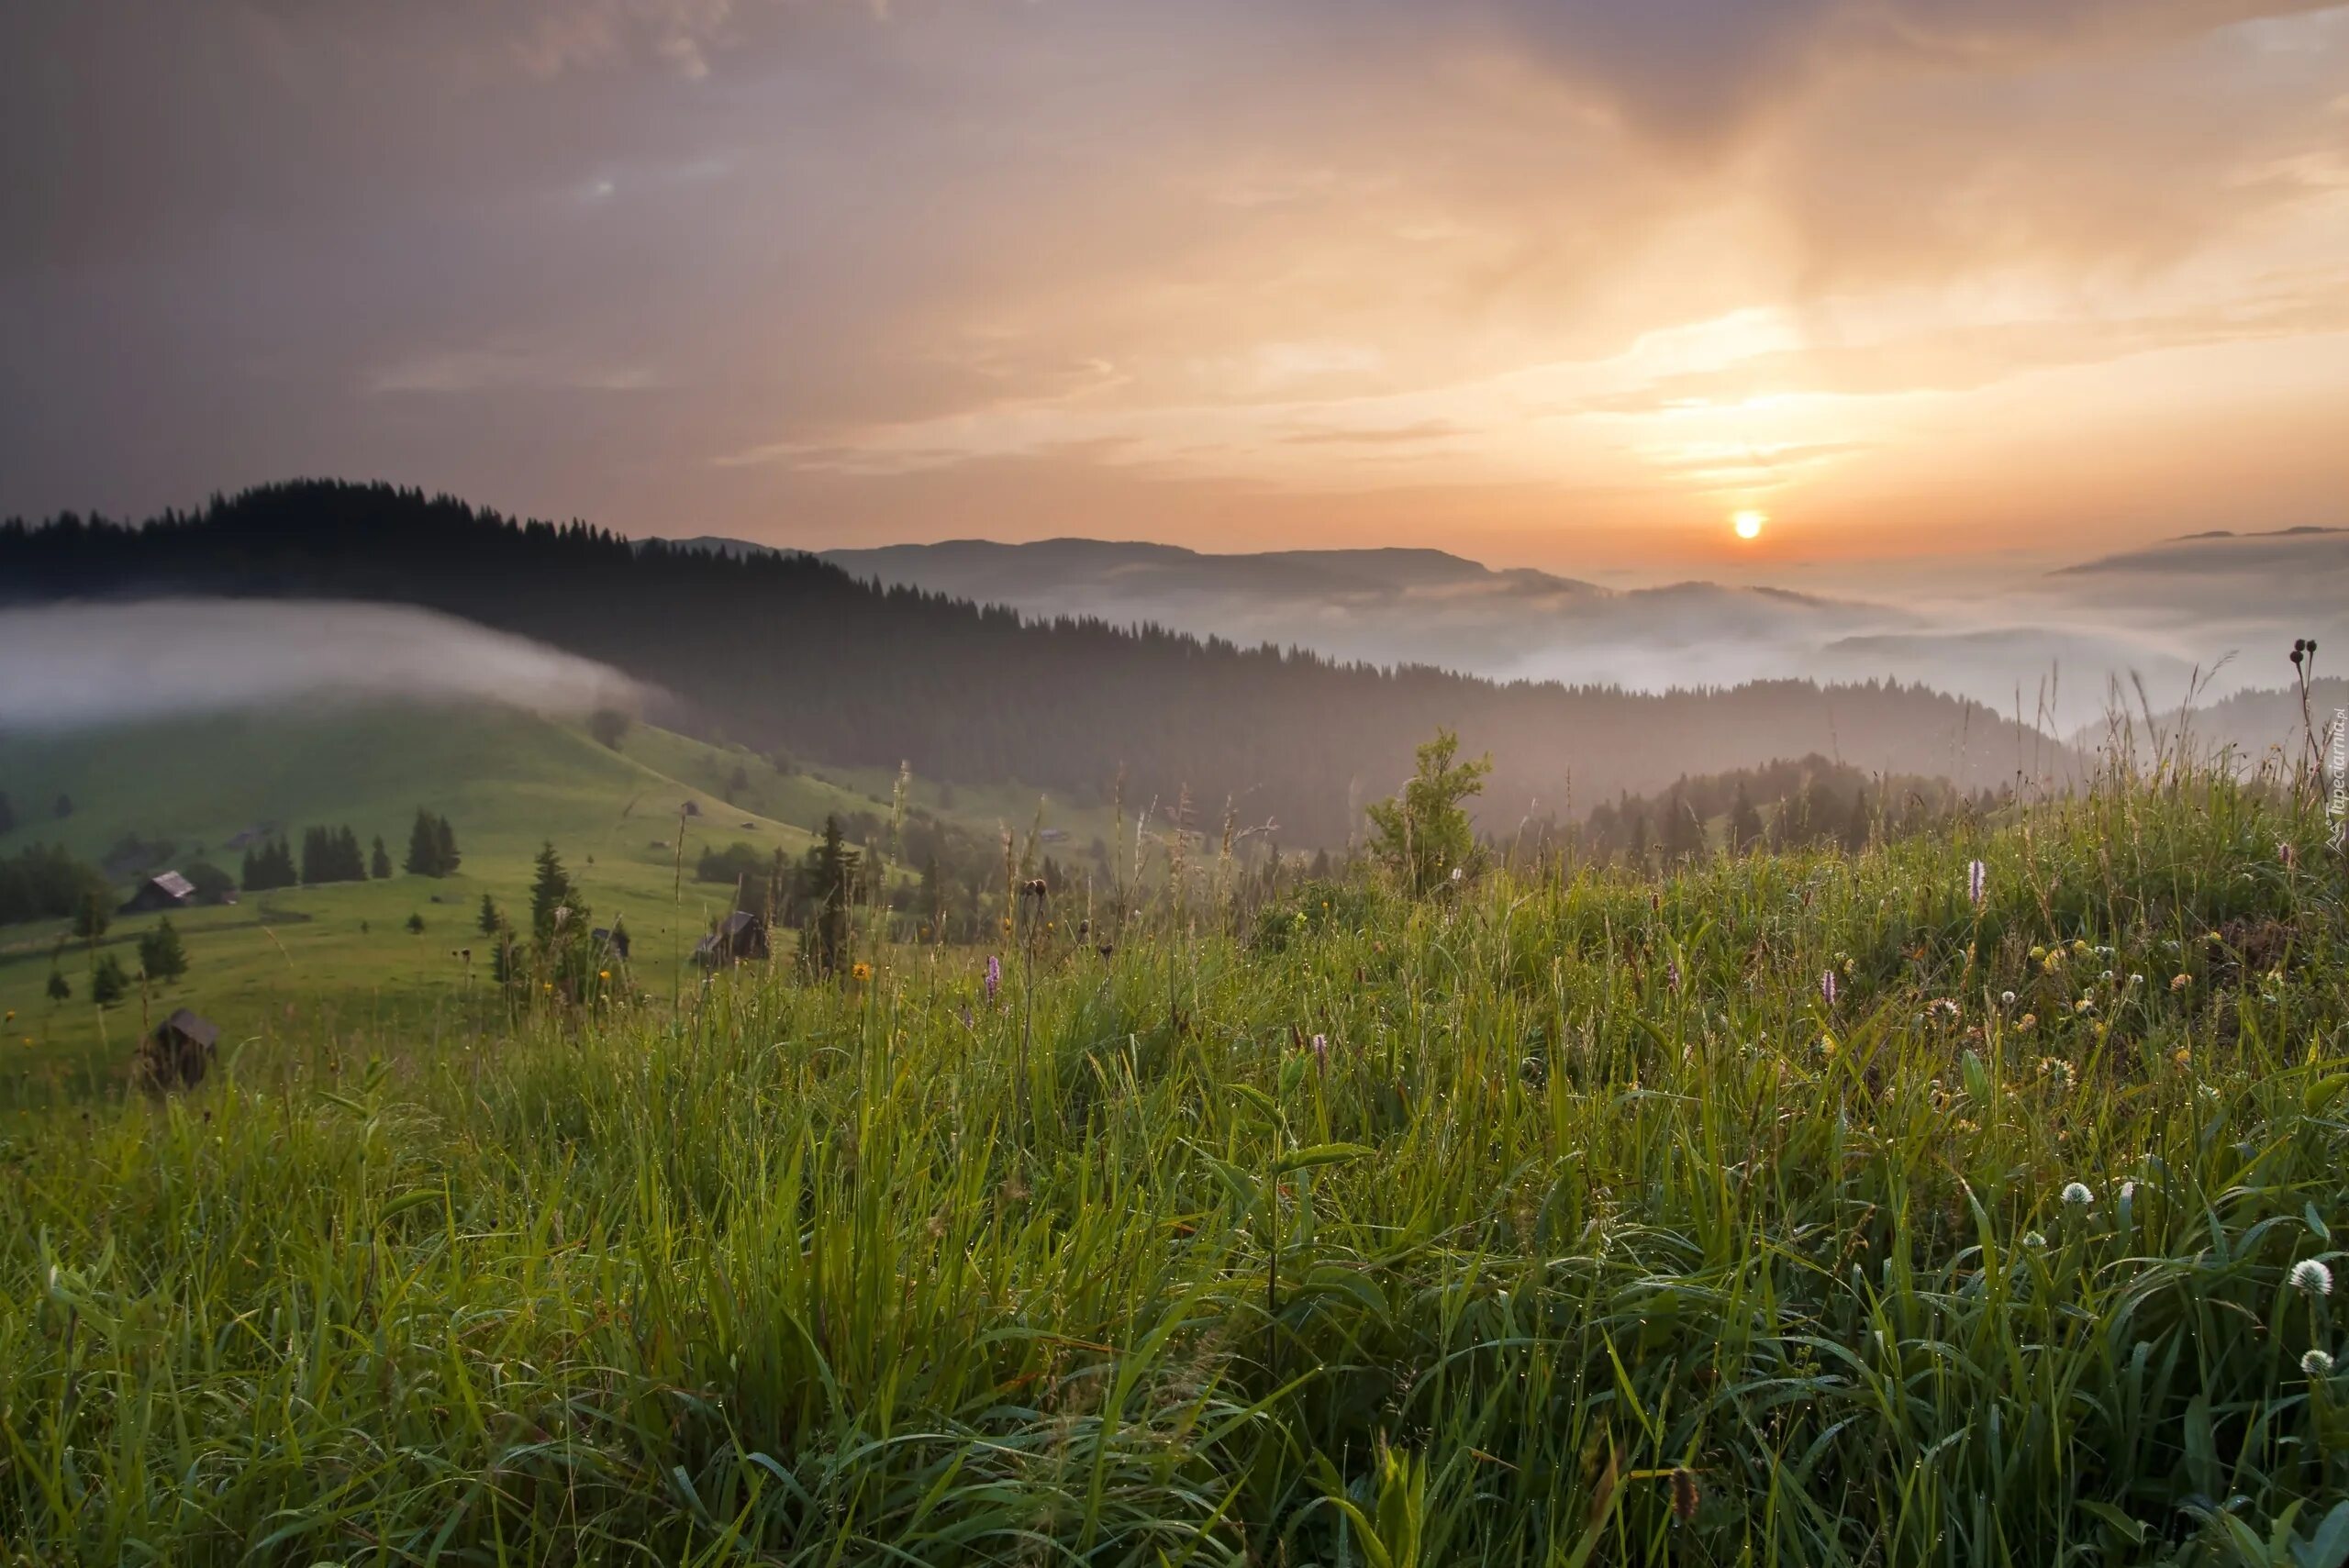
[406,809,440,876]
[90,952,128,1006]
[45,966,69,1002]
[72,891,110,942]
[799,817,858,975]
[529,842,577,938]
[371,835,394,879]
[1660,786,1707,863]
[139,917,189,983]
[477,892,503,936]
[1843,786,1872,852]
[1728,784,1765,855]
[434,815,461,876]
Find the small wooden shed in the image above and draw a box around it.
[693,910,768,968]
[139,1007,219,1091]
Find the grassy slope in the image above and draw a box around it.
[0,705,987,1084]
[3,772,2345,1562]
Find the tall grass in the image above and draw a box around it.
[4,762,2347,1564]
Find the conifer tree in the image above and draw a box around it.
[371,835,394,879]
[139,917,188,983]
[529,841,577,938]
[799,817,858,976]
[477,892,503,936]
[435,815,460,876]
[1728,784,1765,855]
[90,951,128,1006]
[406,809,439,875]
[45,965,69,1002]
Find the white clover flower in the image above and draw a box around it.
[2023,1230,2047,1249]
[2306,1349,2336,1378]
[2000,990,2016,1006]
[2292,1259,2334,1297]
[2062,1182,2094,1207]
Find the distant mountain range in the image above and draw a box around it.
[660,528,2348,729]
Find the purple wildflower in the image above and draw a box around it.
[1668,959,1682,993]
[984,954,1001,1002]
[1310,1033,1329,1069]
[1967,859,1987,908]
[1821,969,1838,1006]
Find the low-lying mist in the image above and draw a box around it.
[817,528,2348,734]
[0,598,644,729]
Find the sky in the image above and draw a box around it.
[4,0,2346,588]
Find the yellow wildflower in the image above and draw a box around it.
[852,962,873,982]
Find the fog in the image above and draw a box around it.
[0,599,643,729]
[818,528,2347,733]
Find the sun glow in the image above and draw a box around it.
[1732,509,1765,540]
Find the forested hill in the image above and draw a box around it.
[1,481,2071,843]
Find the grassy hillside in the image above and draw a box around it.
[0,704,1118,1087]
[3,767,2346,1561]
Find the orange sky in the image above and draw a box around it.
[4,1,2345,586]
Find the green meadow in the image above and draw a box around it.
[0,705,1117,1093]
[4,755,2348,1562]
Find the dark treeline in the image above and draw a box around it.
[1,481,2073,845]
[1558,753,1983,866]
[0,844,109,928]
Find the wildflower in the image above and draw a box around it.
[597,969,609,980]
[1450,866,1464,884]
[1668,960,1682,993]
[2280,841,2298,869]
[852,962,873,982]
[2076,998,2094,1014]
[1967,859,1987,908]
[2062,1182,2093,1207]
[2306,1349,2336,1378]
[1820,969,1838,1006]
[2023,1230,2047,1249]
[2291,1259,2334,1297]
[1310,1032,1329,1069]
[2171,973,2190,991]
[2174,1047,2192,1066]
[2119,1180,2136,1201]
[2000,990,2016,1006]
[984,955,1001,1002]
[1931,998,1960,1018]
[2100,969,2115,984]
[1819,1033,1838,1059]
[2128,973,2143,987]
[2030,945,2047,962]
[1842,956,1855,976]
[2018,1013,2037,1032]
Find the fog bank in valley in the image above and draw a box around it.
[0,599,642,729]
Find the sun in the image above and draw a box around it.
[1731,509,1765,540]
